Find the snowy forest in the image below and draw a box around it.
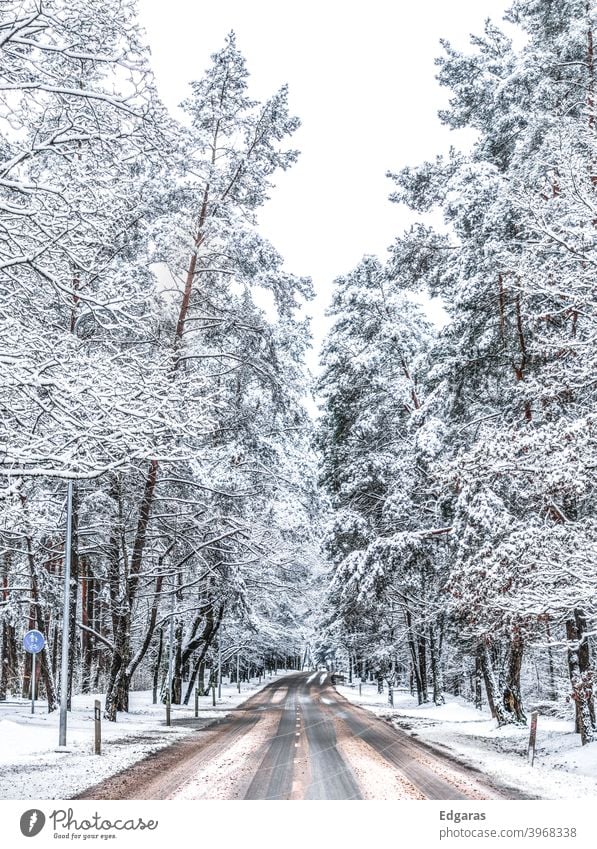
[1,0,596,754]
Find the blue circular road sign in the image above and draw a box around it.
[23,630,45,654]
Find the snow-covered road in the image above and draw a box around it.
[75,673,520,800]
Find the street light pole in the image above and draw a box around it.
[59,480,74,747]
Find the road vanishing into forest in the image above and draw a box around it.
[77,673,524,800]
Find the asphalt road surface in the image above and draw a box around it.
[77,672,524,800]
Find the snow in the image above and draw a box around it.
[337,682,597,800]
[0,673,282,800]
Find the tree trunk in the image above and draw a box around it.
[0,623,7,701]
[417,632,428,703]
[172,621,183,704]
[428,625,444,706]
[66,484,80,709]
[545,620,558,701]
[480,642,516,726]
[503,633,526,724]
[0,556,15,699]
[404,605,423,703]
[22,524,58,712]
[104,464,158,721]
[81,557,94,694]
[566,612,596,745]
[153,628,163,705]
[474,651,483,710]
[22,606,35,697]
[182,605,223,704]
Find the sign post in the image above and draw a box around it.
[23,630,45,715]
[94,700,102,755]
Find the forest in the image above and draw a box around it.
[0,0,595,751]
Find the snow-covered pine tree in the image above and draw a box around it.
[101,32,316,719]
[318,255,451,704]
[386,0,597,738]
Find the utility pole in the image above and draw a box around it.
[237,650,241,694]
[58,480,74,748]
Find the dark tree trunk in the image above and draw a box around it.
[23,527,58,712]
[172,622,183,704]
[22,606,35,698]
[153,628,163,705]
[0,623,7,701]
[182,604,223,705]
[1,620,20,700]
[51,621,59,680]
[404,605,423,704]
[197,661,206,695]
[104,464,158,721]
[566,611,596,745]
[66,485,80,709]
[545,621,558,701]
[480,642,516,726]
[0,556,15,699]
[428,626,444,706]
[474,650,483,710]
[503,633,526,724]
[417,632,428,703]
[575,610,595,728]
[81,557,94,694]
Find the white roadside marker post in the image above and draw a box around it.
[218,629,222,700]
[94,700,101,755]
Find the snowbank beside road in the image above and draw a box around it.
[337,682,597,800]
[0,673,284,800]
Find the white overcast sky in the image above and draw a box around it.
[139,0,510,362]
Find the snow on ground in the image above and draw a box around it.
[0,672,285,800]
[337,682,597,800]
